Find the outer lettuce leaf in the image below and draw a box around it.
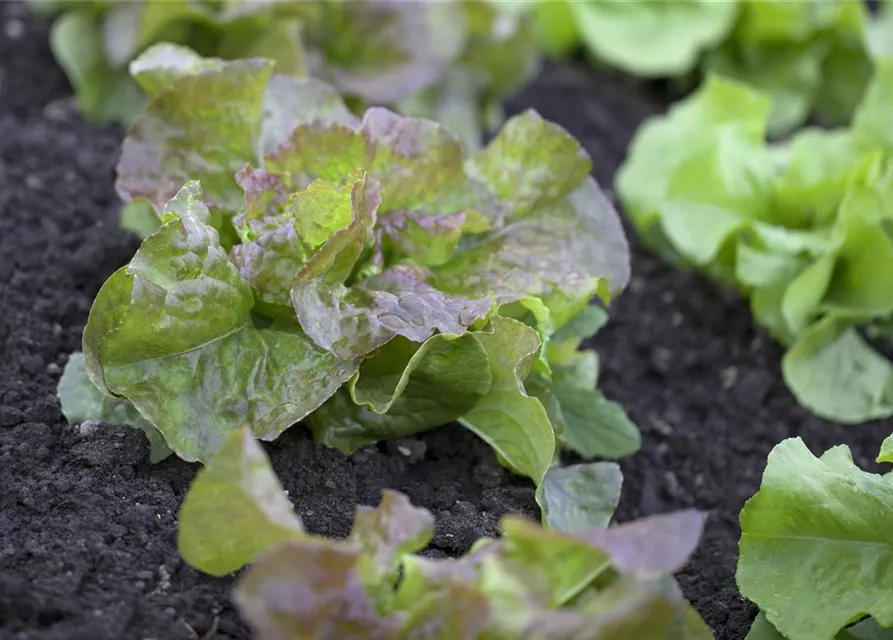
[468,109,591,217]
[57,352,172,462]
[178,426,304,576]
[129,42,226,97]
[177,429,708,639]
[746,613,893,640]
[536,462,622,533]
[82,183,357,461]
[460,316,556,485]
[783,316,893,424]
[737,438,893,640]
[306,333,492,453]
[117,57,276,212]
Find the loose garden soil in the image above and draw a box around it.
[2,4,892,640]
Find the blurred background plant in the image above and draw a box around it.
[26,0,540,151]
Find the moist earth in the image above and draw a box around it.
[2,4,891,640]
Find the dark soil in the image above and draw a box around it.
[2,4,891,640]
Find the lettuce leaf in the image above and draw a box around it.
[63,50,632,492]
[618,61,893,423]
[536,462,622,533]
[174,428,709,639]
[529,0,877,134]
[738,438,893,640]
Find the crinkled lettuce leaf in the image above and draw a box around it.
[618,62,893,424]
[174,428,708,639]
[738,438,893,640]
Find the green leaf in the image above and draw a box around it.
[83,183,357,461]
[745,613,787,640]
[617,75,772,232]
[532,0,580,58]
[118,57,274,212]
[548,305,607,365]
[119,200,161,240]
[258,74,360,158]
[552,382,641,459]
[841,618,893,640]
[57,351,171,463]
[460,316,556,484]
[178,427,304,576]
[783,315,893,423]
[536,462,623,533]
[551,305,608,344]
[852,58,893,155]
[707,42,823,135]
[234,540,403,639]
[307,332,491,453]
[737,438,893,640]
[50,9,144,124]
[878,436,893,465]
[468,109,591,216]
[570,0,738,76]
[773,130,879,224]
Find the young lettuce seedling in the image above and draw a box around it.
[58,46,638,509]
[176,427,712,640]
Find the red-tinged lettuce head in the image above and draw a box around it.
[71,46,632,478]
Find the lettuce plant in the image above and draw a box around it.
[616,60,893,424]
[175,426,713,639]
[58,46,636,497]
[531,0,878,135]
[28,0,538,148]
[736,436,893,640]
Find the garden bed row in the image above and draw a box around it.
[2,3,891,639]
